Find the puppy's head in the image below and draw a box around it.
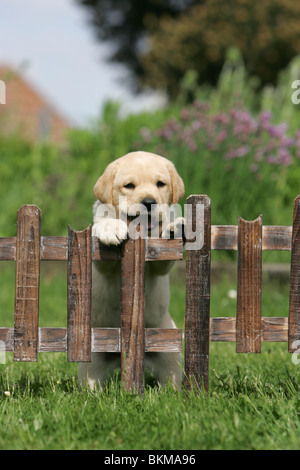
[94,152,184,225]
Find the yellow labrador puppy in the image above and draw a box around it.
[78,151,184,389]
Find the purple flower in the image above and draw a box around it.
[278,148,292,166]
[259,111,272,122]
[255,150,263,161]
[157,127,174,141]
[180,108,190,121]
[268,123,288,139]
[266,155,277,164]
[258,111,272,131]
[236,145,250,157]
[191,120,201,132]
[140,127,152,143]
[187,138,197,152]
[280,136,295,147]
[217,130,227,143]
[207,141,216,151]
[250,164,259,173]
[143,100,299,175]
[266,149,292,166]
[193,100,210,112]
[165,118,181,132]
[225,145,250,159]
[213,112,230,126]
[232,109,257,137]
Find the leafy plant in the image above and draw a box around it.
[1,55,300,237]
[136,101,300,225]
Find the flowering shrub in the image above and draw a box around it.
[137,101,300,226]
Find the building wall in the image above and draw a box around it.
[0,67,71,145]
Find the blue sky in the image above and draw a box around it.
[0,0,162,126]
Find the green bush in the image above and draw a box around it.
[0,57,300,237]
[0,102,171,236]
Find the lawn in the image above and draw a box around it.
[1,51,300,450]
[0,259,299,450]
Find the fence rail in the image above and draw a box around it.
[0,195,300,393]
[0,224,294,261]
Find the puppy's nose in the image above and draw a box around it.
[141,198,157,212]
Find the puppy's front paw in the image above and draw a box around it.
[93,219,128,246]
[162,217,185,240]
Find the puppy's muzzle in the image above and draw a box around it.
[141,198,157,213]
[126,199,159,232]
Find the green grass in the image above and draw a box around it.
[0,261,299,450]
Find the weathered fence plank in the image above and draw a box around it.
[288,195,300,352]
[236,215,262,353]
[145,328,182,352]
[210,317,236,342]
[67,225,92,362]
[146,238,183,261]
[209,317,288,342]
[211,225,292,251]
[39,327,67,352]
[0,319,288,355]
[121,226,145,394]
[0,328,14,352]
[0,227,291,260]
[262,317,288,342]
[14,205,41,362]
[184,195,211,392]
[0,237,16,260]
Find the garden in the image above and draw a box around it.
[0,51,300,450]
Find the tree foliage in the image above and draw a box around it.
[76,0,201,87]
[77,0,300,99]
[141,0,300,97]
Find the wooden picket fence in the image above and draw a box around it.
[0,195,299,394]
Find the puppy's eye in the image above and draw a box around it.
[157,181,166,188]
[124,183,135,189]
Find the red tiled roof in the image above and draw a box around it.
[0,66,72,145]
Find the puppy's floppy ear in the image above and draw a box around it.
[167,161,185,204]
[94,160,118,204]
